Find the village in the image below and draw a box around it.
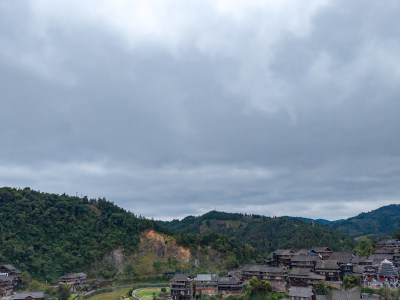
[1,239,400,300]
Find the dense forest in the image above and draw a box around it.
[0,187,258,281]
[329,204,400,238]
[2,186,397,283]
[0,187,169,281]
[158,211,356,255]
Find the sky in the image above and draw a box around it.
[1,0,400,221]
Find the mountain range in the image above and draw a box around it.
[1,186,399,282]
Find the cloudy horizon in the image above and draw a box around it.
[1,0,399,221]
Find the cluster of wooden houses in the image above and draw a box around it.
[170,273,243,299]
[0,264,21,298]
[0,262,87,300]
[170,240,400,300]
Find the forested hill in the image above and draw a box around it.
[0,187,168,281]
[158,211,356,255]
[329,204,400,238]
[282,216,332,225]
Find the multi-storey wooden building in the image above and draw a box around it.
[0,264,21,291]
[170,274,193,300]
[290,255,320,271]
[289,268,324,287]
[289,286,314,300]
[377,239,400,250]
[0,275,14,297]
[217,276,243,295]
[272,249,298,267]
[310,247,333,260]
[194,274,219,296]
[59,272,87,292]
[2,292,45,300]
[315,260,340,281]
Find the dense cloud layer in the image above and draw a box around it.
[1,0,399,220]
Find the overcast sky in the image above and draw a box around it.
[1,0,399,220]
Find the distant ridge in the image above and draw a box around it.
[281,216,333,226]
[158,210,355,255]
[328,204,400,238]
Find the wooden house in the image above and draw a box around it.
[310,247,333,260]
[289,268,324,287]
[242,265,286,283]
[194,274,219,296]
[0,264,21,290]
[290,255,320,271]
[0,275,14,297]
[59,272,87,292]
[315,260,340,281]
[170,274,193,300]
[289,286,315,300]
[273,249,298,266]
[218,275,243,295]
[377,239,400,250]
[2,292,45,300]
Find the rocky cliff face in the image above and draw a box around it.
[140,230,191,263]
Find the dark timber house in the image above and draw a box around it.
[290,255,320,271]
[170,274,193,300]
[58,272,87,292]
[0,275,14,297]
[217,275,243,295]
[289,286,315,300]
[289,268,325,287]
[194,274,219,296]
[310,247,333,260]
[272,249,298,267]
[0,264,21,295]
[2,292,45,300]
[315,260,340,281]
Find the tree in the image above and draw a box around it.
[56,284,71,300]
[153,261,164,274]
[313,281,329,295]
[393,230,400,240]
[343,275,361,289]
[248,276,272,296]
[354,239,375,257]
[226,255,239,269]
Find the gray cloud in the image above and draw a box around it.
[0,0,399,220]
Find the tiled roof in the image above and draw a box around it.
[289,286,313,297]
[329,252,354,264]
[316,260,340,270]
[291,254,319,262]
[0,275,13,282]
[195,274,219,281]
[296,249,311,255]
[218,276,242,285]
[312,247,333,253]
[332,291,360,300]
[3,292,45,300]
[242,264,285,273]
[289,268,312,276]
[171,274,192,282]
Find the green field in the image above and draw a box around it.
[90,288,131,300]
[136,288,169,300]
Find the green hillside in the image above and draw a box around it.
[329,204,400,238]
[0,188,258,281]
[158,211,356,255]
[0,187,169,281]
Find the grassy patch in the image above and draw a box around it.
[90,288,130,300]
[136,288,170,300]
